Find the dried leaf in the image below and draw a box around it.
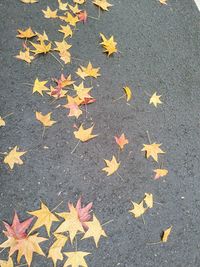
[73,0,85,4]
[30,40,51,55]
[102,155,120,176]
[32,78,49,95]
[54,40,72,53]
[123,86,132,101]
[0,257,14,267]
[76,62,100,79]
[36,112,56,127]
[61,12,79,26]
[153,169,168,180]
[63,251,90,267]
[143,193,153,208]
[93,0,113,11]
[73,82,92,100]
[58,0,68,10]
[47,86,67,99]
[4,146,26,169]
[69,4,81,14]
[42,6,58,18]
[100,33,117,56]
[162,226,172,242]
[0,116,6,127]
[149,92,162,107]
[141,143,165,162]
[20,0,38,3]
[114,133,129,150]
[159,0,167,5]
[16,48,34,63]
[74,124,98,142]
[78,10,88,23]
[58,24,73,38]
[129,201,146,218]
[63,95,83,119]
[35,31,49,42]
[16,27,36,39]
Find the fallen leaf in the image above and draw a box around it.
[55,204,84,243]
[82,215,107,247]
[153,169,168,180]
[93,0,113,11]
[61,12,79,26]
[36,112,56,127]
[59,50,71,64]
[123,86,132,101]
[162,226,172,242]
[63,95,83,119]
[4,146,26,169]
[102,155,120,176]
[16,48,34,63]
[143,193,153,208]
[73,82,92,100]
[142,143,165,162]
[0,257,14,267]
[20,0,38,3]
[149,92,162,107]
[73,0,85,4]
[0,116,6,127]
[58,0,68,10]
[30,40,51,55]
[100,33,117,56]
[59,24,73,38]
[47,86,67,99]
[48,233,69,267]
[68,4,81,14]
[16,27,36,39]
[63,251,90,267]
[129,201,146,218]
[74,124,98,142]
[35,31,49,42]
[28,202,59,236]
[159,0,167,5]
[42,6,58,18]
[78,10,88,23]
[76,62,100,79]
[114,133,129,150]
[32,78,49,95]
[54,40,72,53]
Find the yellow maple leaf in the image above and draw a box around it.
[4,146,26,170]
[149,92,162,107]
[59,24,73,38]
[16,27,36,39]
[54,40,72,53]
[143,193,153,208]
[58,0,68,10]
[123,86,132,101]
[60,50,71,64]
[100,33,117,56]
[142,143,165,162]
[0,116,6,127]
[0,257,14,267]
[102,155,120,176]
[82,215,107,247]
[36,112,56,127]
[153,168,168,180]
[129,201,146,218]
[61,12,79,26]
[73,0,85,4]
[74,124,98,142]
[35,31,49,42]
[48,233,69,267]
[32,78,49,95]
[20,0,38,3]
[30,40,51,55]
[55,205,84,243]
[73,82,92,100]
[162,226,172,242]
[68,4,81,14]
[76,62,101,79]
[93,0,113,11]
[63,251,90,267]
[28,202,59,236]
[63,95,83,119]
[15,48,34,64]
[42,6,58,18]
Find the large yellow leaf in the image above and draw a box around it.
[60,12,79,26]
[4,146,26,170]
[63,251,90,267]
[100,33,117,56]
[141,143,165,162]
[76,62,101,80]
[30,41,51,55]
[129,201,146,218]
[73,82,92,100]
[58,24,73,38]
[102,155,120,176]
[58,0,68,10]
[36,112,56,127]
[32,78,49,95]
[93,0,113,11]
[16,27,36,39]
[42,6,58,18]
[74,124,98,142]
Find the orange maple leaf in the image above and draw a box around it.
[114,133,129,150]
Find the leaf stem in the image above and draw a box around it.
[42,126,46,139]
[102,219,114,227]
[3,112,13,119]
[49,52,64,68]
[116,171,124,181]
[71,140,80,154]
[113,94,126,102]
[146,130,152,144]
[51,200,64,212]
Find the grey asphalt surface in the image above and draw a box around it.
[0,0,200,266]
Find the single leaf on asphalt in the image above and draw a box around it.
[129,201,146,218]
[93,0,113,11]
[114,133,129,150]
[141,143,165,162]
[16,27,36,39]
[42,6,58,18]
[31,40,51,55]
[162,226,172,242]
[149,92,162,107]
[159,0,167,5]
[0,116,6,127]
[58,0,68,10]
[73,82,92,100]
[59,24,73,38]
[76,62,100,79]
[154,169,168,180]
[102,155,120,176]
[4,146,27,169]
[68,4,81,14]
[32,78,49,95]
[20,0,38,3]
[63,95,83,118]
[78,10,88,23]
[123,86,132,101]
[36,112,56,127]
[16,48,34,63]
[143,193,153,208]
[55,205,84,243]
[0,257,14,267]
[100,33,117,56]
[63,251,90,267]
[74,124,98,142]
[28,202,59,236]
[48,233,69,267]
[82,215,107,247]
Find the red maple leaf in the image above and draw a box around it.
[3,211,33,239]
[68,197,92,229]
[78,10,88,23]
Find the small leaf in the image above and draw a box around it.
[42,6,58,18]
[0,116,6,127]
[102,155,120,176]
[74,124,98,142]
[123,86,132,101]
[36,112,56,127]
[129,201,146,218]
[162,226,172,242]
[153,169,168,180]
[4,146,27,169]
[114,133,129,150]
[16,27,36,39]
[32,78,49,95]
[143,193,153,208]
[149,92,162,107]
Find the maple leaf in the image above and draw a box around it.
[123,86,132,101]
[76,62,100,79]
[129,201,146,218]
[100,33,117,56]
[82,215,107,247]
[102,155,120,176]
[58,74,75,88]
[68,4,81,14]
[4,146,26,169]
[159,0,167,5]
[0,257,14,267]
[36,112,56,127]
[149,92,162,107]
[47,86,67,99]
[59,24,73,38]
[73,82,92,100]
[20,0,38,3]
[42,6,58,18]
[16,48,34,64]
[93,0,113,11]
[74,124,98,142]
[114,133,129,150]
[30,40,51,55]
[16,27,36,39]
[162,226,172,242]
[28,202,59,236]
[78,10,88,23]
[3,211,33,240]
[60,50,71,64]
[63,251,90,267]
[60,12,79,27]
[55,205,84,243]
[58,0,68,10]
[73,0,85,4]
[153,168,168,180]
[32,78,49,95]
[63,95,83,119]
[143,193,153,208]
[48,233,69,267]
[54,40,72,53]
[141,143,165,162]
[35,31,49,42]
[0,116,6,127]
